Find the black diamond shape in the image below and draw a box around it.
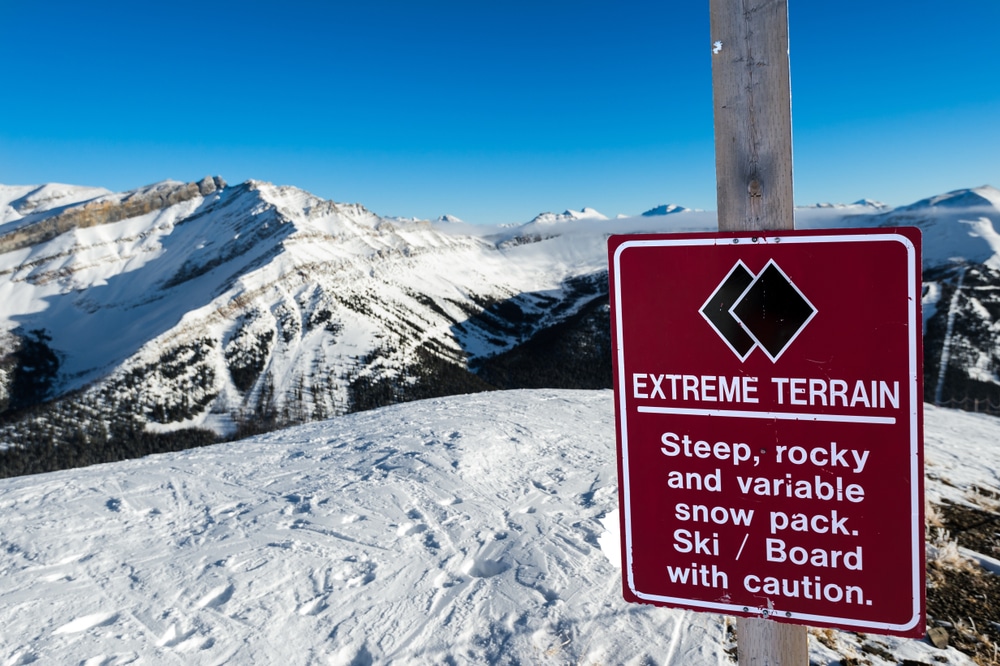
[701,263,756,358]
[731,263,815,360]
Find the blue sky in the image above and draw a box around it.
[1,1,997,224]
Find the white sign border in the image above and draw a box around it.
[611,231,922,634]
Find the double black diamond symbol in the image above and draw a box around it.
[700,260,817,362]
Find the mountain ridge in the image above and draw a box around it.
[0,177,618,461]
[1,177,999,476]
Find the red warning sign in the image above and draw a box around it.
[609,228,924,636]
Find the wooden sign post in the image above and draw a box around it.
[709,0,805,662]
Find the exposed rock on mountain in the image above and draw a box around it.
[1,179,999,476]
[0,177,226,254]
[0,178,620,474]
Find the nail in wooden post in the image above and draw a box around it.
[711,0,794,232]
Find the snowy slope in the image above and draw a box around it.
[0,390,989,665]
[876,186,1000,269]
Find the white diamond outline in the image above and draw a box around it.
[699,259,757,362]
[729,258,818,363]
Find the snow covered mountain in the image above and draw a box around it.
[0,178,618,462]
[0,389,996,665]
[1,179,1000,474]
[641,203,693,216]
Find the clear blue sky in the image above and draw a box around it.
[1,1,997,224]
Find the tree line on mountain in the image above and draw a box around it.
[346,289,613,413]
[0,284,616,479]
[0,406,216,479]
[2,328,60,412]
[923,263,1000,411]
[470,297,611,391]
[347,344,495,413]
[0,328,219,478]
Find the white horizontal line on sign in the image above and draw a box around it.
[636,406,896,425]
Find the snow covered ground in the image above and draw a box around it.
[0,390,994,665]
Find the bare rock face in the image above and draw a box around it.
[198,175,227,195]
[0,177,226,254]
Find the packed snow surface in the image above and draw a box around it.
[0,390,991,665]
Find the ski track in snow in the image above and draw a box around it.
[0,390,990,665]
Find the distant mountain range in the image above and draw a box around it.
[2,178,999,475]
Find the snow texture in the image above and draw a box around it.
[0,389,990,665]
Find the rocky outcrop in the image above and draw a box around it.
[0,176,226,255]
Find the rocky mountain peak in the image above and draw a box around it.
[0,176,227,255]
